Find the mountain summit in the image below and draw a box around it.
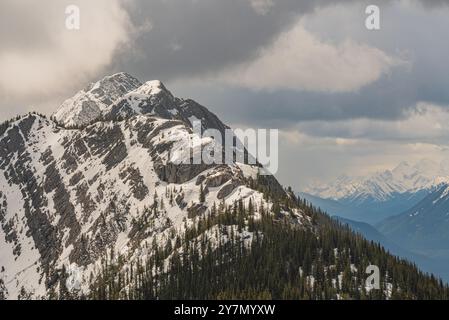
[53,73,228,134]
[301,160,449,223]
[53,73,142,127]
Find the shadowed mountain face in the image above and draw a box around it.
[302,161,449,283]
[300,190,429,224]
[377,184,449,251]
[336,216,449,283]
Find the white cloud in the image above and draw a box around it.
[276,102,449,188]
[293,103,449,142]
[0,0,133,101]
[216,21,404,92]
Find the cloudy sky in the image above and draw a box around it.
[1,0,449,190]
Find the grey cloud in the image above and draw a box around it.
[170,70,416,127]
[0,1,58,51]
[162,0,449,131]
[415,0,449,7]
[0,0,133,120]
[1,0,448,124]
[2,0,449,190]
[115,0,394,81]
[115,0,446,81]
[176,64,449,131]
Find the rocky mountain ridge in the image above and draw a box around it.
[0,73,298,299]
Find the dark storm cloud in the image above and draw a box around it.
[115,0,448,80]
[1,0,449,189]
[160,0,449,129]
[171,64,449,129]
[115,0,394,81]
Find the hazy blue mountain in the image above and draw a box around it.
[337,216,449,282]
[301,190,428,224]
[335,216,408,255]
[377,184,449,251]
[302,160,449,224]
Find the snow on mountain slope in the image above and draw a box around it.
[0,75,303,299]
[305,160,449,203]
[53,72,229,136]
[52,73,142,127]
[104,79,229,134]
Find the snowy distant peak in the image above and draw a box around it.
[52,72,142,127]
[392,159,448,179]
[391,161,410,175]
[305,159,449,202]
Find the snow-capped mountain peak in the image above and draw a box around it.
[52,72,142,127]
[0,74,294,298]
[104,79,177,117]
[135,80,170,96]
[53,72,229,138]
[86,72,142,103]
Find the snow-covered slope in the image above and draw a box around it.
[53,73,229,134]
[52,73,142,127]
[0,74,303,299]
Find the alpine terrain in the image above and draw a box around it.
[0,73,447,300]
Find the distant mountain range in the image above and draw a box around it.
[305,160,449,201]
[302,160,449,224]
[377,184,449,251]
[337,216,449,282]
[301,190,429,224]
[302,162,449,282]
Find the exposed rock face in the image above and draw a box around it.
[218,181,243,200]
[0,74,302,299]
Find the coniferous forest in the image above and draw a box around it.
[57,178,449,300]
